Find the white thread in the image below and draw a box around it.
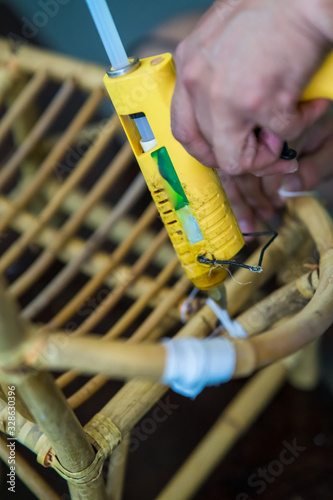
[278,188,317,198]
[161,337,236,397]
[206,298,247,338]
[180,287,199,324]
[209,263,253,286]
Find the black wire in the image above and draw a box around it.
[197,230,278,273]
[242,230,278,268]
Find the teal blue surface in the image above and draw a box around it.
[6,0,213,65]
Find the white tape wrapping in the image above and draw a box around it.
[161,337,236,397]
[278,188,317,198]
[206,298,247,338]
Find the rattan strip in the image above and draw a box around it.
[66,274,190,409]
[156,362,287,500]
[9,143,134,298]
[36,211,312,382]
[57,315,178,391]
[0,115,120,273]
[0,435,61,500]
[44,200,158,330]
[55,256,179,389]
[0,37,106,92]
[40,179,177,270]
[62,228,170,338]
[105,438,129,500]
[0,195,174,315]
[0,88,104,233]
[0,70,47,143]
[0,79,75,190]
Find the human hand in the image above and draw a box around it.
[224,105,333,233]
[171,0,333,176]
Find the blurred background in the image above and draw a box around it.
[0,0,212,62]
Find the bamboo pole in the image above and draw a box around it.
[31,197,333,386]
[65,229,169,340]
[236,196,333,373]
[17,373,107,500]
[40,178,177,270]
[0,114,120,272]
[57,315,177,393]
[17,373,96,471]
[103,257,181,341]
[0,398,50,461]
[0,37,106,92]
[2,394,108,500]
[0,87,104,233]
[41,123,108,153]
[0,435,61,500]
[0,196,173,317]
[156,362,287,500]
[36,336,166,381]
[9,143,134,298]
[54,256,180,390]
[0,61,20,105]
[0,276,28,356]
[288,340,320,390]
[98,378,168,438]
[43,201,160,332]
[65,275,189,409]
[105,437,129,500]
[0,70,47,143]
[0,80,75,189]
[0,280,106,499]
[22,175,149,322]
[46,206,303,334]
[236,269,318,336]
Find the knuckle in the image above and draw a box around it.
[277,89,295,111]
[241,89,264,113]
[181,60,201,89]
[174,42,185,68]
[223,161,243,176]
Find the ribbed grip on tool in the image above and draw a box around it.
[149,180,242,289]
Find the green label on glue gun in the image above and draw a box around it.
[151,147,203,244]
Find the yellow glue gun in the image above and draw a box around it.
[104,51,333,291]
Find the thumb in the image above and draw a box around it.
[171,79,217,166]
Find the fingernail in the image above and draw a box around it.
[280,160,299,174]
[280,174,303,192]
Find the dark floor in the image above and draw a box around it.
[123,357,333,500]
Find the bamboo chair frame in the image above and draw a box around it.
[0,38,333,500]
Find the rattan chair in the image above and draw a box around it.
[0,38,333,500]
